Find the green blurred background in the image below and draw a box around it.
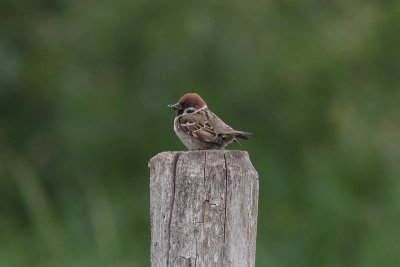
[1,0,399,266]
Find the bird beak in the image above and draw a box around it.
[168,103,181,111]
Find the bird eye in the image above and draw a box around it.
[185,108,196,114]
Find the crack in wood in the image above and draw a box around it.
[195,236,198,267]
[179,256,196,267]
[166,152,181,267]
[223,152,228,264]
[203,151,206,187]
[196,199,218,223]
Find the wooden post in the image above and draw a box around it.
[149,150,259,267]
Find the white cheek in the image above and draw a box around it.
[183,107,197,114]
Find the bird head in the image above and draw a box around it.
[168,93,207,115]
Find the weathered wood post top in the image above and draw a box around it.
[149,150,259,267]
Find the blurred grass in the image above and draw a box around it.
[1,0,400,266]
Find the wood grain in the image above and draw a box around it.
[149,150,259,267]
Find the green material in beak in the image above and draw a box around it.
[168,103,180,111]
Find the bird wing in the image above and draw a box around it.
[207,110,251,142]
[177,110,222,144]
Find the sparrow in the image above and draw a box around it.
[168,93,251,150]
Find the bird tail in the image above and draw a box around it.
[234,131,251,140]
[222,130,252,140]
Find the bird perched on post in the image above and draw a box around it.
[168,93,251,150]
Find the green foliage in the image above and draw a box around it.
[1,1,399,266]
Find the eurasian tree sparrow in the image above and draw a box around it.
[168,93,251,150]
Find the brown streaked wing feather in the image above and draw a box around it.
[193,121,219,143]
[206,110,234,133]
[177,111,221,144]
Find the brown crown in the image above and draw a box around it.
[178,93,207,109]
